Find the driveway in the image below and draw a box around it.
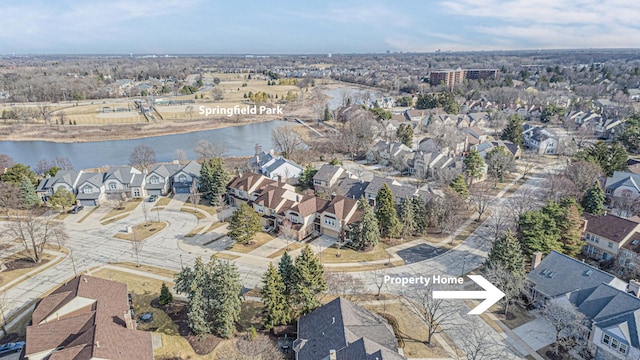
[512,318,556,351]
[396,243,449,264]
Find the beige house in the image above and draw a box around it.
[582,213,640,262]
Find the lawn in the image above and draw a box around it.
[320,244,393,264]
[110,262,177,280]
[213,252,240,261]
[327,260,405,272]
[267,242,303,259]
[184,198,219,216]
[101,199,142,221]
[185,226,205,237]
[180,207,207,219]
[0,251,59,289]
[365,302,451,359]
[227,233,274,253]
[156,196,172,207]
[101,214,128,225]
[114,221,167,241]
[490,303,535,330]
[54,212,70,220]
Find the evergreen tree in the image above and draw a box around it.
[558,201,584,256]
[486,231,525,276]
[574,141,628,176]
[582,181,605,215]
[200,157,229,205]
[323,106,331,121]
[210,259,242,338]
[277,251,297,297]
[187,287,211,337]
[354,198,380,250]
[396,124,414,147]
[159,283,174,305]
[501,114,524,146]
[400,199,416,237]
[299,165,318,190]
[518,210,562,255]
[411,196,428,235]
[1,163,37,186]
[261,263,291,329]
[48,186,75,212]
[463,150,485,185]
[20,175,41,208]
[449,174,469,199]
[375,184,401,238]
[294,245,327,315]
[227,202,261,244]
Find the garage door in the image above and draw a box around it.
[174,186,190,194]
[147,189,162,196]
[78,199,97,207]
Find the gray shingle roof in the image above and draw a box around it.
[577,283,640,323]
[595,309,640,348]
[313,164,343,183]
[527,251,621,300]
[606,171,640,193]
[334,178,369,200]
[295,297,402,360]
[336,337,406,360]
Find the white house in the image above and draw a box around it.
[522,124,559,155]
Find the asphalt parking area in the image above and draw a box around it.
[396,243,449,264]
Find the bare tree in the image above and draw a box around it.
[129,145,156,172]
[469,181,496,222]
[141,200,152,224]
[0,154,14,170]
[278,218,297,250]
[340,113,378,159]
[189,180,200,214]
[215,333,284,360]
[38,103,52,125]
[131,235,144,267]
[482,207,513,243]
[483,263,526,317]
[57,111,67,126]
[517,150,538,181]
[174,149,189,164]
[0,293,8,336]
[185,105,194,120]
[452,319,506,360]
[4,212,67,263]
[372,269,387,298]
[505,187,540,225]
[194,140,226,161]
[543,173,580,203]
[540,300,589,355]
[271,125,304,159]
[611,195,640,218]
[565,159,602,196]
[325,272,362,302]
[0,182,20,215]
[404,285,457,344]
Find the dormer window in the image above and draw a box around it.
[109,182,117,190]
[83,186,93,194]
[150,176,159,184]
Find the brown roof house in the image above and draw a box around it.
[293,297,405,360]
[25,275,153,360]
[582,213,640,263]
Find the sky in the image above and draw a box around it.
[1,0,640,54]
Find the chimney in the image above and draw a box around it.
[329,350,337,360]
[532,251,543,270]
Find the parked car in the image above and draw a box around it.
[148,195,158,202]
[0,341,25,356]
[68,205,84,214]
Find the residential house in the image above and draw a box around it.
[409,151,454,179]
[24,275,153,360]
[582,213,640,262]
[284,195,330,240]
[367,140,412,166]
[252,183,299,231]
[145,163,181,196]
[522,124,559,155]
[527,251,640,359]
[405,109,426,123]
[364,176,429,206]
[104,166,146,199]
[75,172,107,207]
[227,172,277,206]
[36,170,83,202]
[319,196,361,239]
[293,297,405,360]
[605,171,640,199]
[627,159,640,175]
[333,178,369,200]
[313,164,347,195]
[249,151,303,180]
[170,161,201,194]
[471,140,521,160]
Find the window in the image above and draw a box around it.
[256,205,263,213]
[133,189,140,197]
[619,343,627,354]
[150,176,159,184]
[324,216,336,227]
[178,174,187,183]
[109,182,117,190]
[611,338,618,349]
[603,334,610,345]
[608,242,613,248]
[83,186,92,194]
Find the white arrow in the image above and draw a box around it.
[432,275,505,315]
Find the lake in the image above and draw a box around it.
[0,120,288,169]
